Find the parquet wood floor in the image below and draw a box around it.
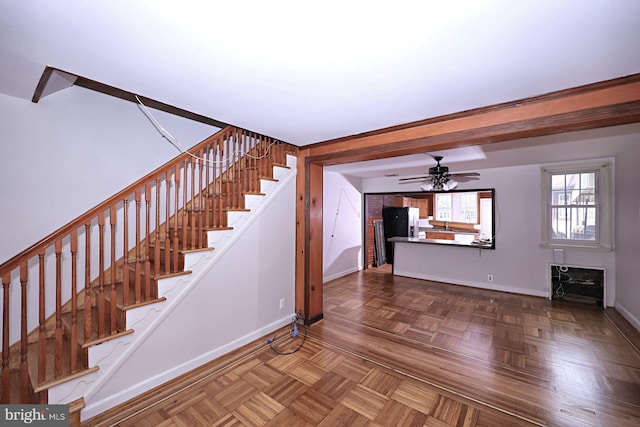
[85,270,640,426]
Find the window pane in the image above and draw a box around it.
[436,194,451,208]
[459,193,477,223]
[551,207,568,239]
[551,174,565,190]
[569,206,597,240]
[435,194,452,221]
[549,171,599,242]
[543,164,609,249]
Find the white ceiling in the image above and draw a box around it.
[1,1,639,176]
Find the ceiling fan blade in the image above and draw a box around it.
[398,175,432,182]
[450,172,480,177]
[452,176,480,182]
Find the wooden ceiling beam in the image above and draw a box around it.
[305,74,640,165]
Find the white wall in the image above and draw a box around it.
[0,87,218,264]
[392,160,616,301]
[348,125,640,327]
[322,171,363,282]
[83,176,297,418]
[613,141,640,329]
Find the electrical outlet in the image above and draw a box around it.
[279,298,285,309]
[487,274,494,282]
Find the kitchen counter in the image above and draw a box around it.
[421,229,478,235]
[388,236,493,249]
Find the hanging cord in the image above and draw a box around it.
[134,95,277,167]
[267,315,307,355]
[554,264,570,297]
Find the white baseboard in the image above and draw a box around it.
[323,266,362,283]
[615,303,640,332]
[393,270,548,299]
[81,316,293,421]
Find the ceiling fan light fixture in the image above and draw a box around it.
[401,155,479,191]
[443,179,458,191]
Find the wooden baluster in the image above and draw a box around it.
[234,129,241,208]
[98,212,106,338]
[122,197,129,307]
[215,144,222,228]
[182,159,189,250]
[276,138,282,164]
[164,172,171,274]
[198,153,205,247]
[2,272,11,403]
[256,135,264,179]
[55,240,63,378]
[249,132,257,194]
[230,132,236,209]
[173,166,180,271]
[190,155,196,249]
[110,206,117,334]
[145,183,152,300]
[203,148,211,230]
[230,130,237,209]
[267,137,273,175]
[236,130,242,197]
[135,189,141,303]
[225,132,231,210]
[236,129,242,207]
[240,129,247,195]
[38,251,46,386]
[256,135,263,180]
[20,262,29,402]
[84,222,92,343]
[220,140,226,227]
[271,136,277,163]
[214,143,220,228]
[255,134,261,192]
[244,132,251,194]
[223,134,230,216]
[155,178,161,277]
[265,136,272,176]
[243,131,249,193]
[70,229,78,372]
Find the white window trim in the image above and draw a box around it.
[540,161,613,252]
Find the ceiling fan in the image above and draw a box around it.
[398,155,480,191]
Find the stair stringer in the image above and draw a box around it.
[46,155,298,420]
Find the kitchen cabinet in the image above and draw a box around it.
[425,231,455,240]
[395,196,431,219]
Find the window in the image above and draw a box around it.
[435,192,478,223]
[541,162,612,251]
[460,193,478,223]
[435,194,452,221]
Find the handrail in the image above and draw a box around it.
[1,127,220,276]
[0,125,297,403]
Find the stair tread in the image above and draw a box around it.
[27,334,88,391]
[61,304,124,344]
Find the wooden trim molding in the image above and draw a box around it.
[306,75,640,164]
[305,73,640,154]
[31,67,54,103]
[31,66,230,130]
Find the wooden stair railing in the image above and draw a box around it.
[0,126,297,404]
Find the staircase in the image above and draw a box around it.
[0,127,298,414]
